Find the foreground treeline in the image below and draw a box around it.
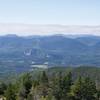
[0,70,100,100]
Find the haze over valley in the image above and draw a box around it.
[0,34,100,76]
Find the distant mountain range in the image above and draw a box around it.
[0,34,100,73]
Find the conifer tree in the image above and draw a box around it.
[19,73,32,99]
[71,76,97,100]
[52,72,72,100]
[5,84,16,100]
[40,71,49,98]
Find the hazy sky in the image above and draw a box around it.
[0,0,100,35]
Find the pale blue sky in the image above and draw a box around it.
[0,0,100,25]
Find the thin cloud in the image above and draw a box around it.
[0,24,100,36]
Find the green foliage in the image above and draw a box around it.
[0,82,7,95]
[52,72,72,100]
[27,94,34,100]
[39,71,49,98]
[1,67,100,100]
[22,73,32,94]
[19,73,32,99]
[5,84,16,100]
[40,71,49,86]
[96,90,100,100]
[71,76,97,100]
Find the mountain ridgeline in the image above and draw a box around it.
[0,34,100,72]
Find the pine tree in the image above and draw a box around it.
[40,71,48,85]
[71,76,83,100]
[82,77,97,100]
[71,76,97,100]
[39,71,49,98]
[27,94,34,100]
[96,90,100,100]
[61,72,72,100]
[19,73,32,99]
[5,84,16,100]
[0,82,7,95]
[52,72,72,100]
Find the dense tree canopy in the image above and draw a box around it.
[0,67,99,100]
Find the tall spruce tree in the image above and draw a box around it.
[52,72,72,100]
[40,71,49,98]
[71,76,83,100]
[71,76,97,100]
[19,73,32,99]
[5,84,16,100]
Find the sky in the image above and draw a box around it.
[0,0,100,35]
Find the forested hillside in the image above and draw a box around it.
[0,34,100,76]
[0,67,100,100]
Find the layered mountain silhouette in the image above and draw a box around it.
[0,34,100,67]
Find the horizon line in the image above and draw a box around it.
[0,23,100,36]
